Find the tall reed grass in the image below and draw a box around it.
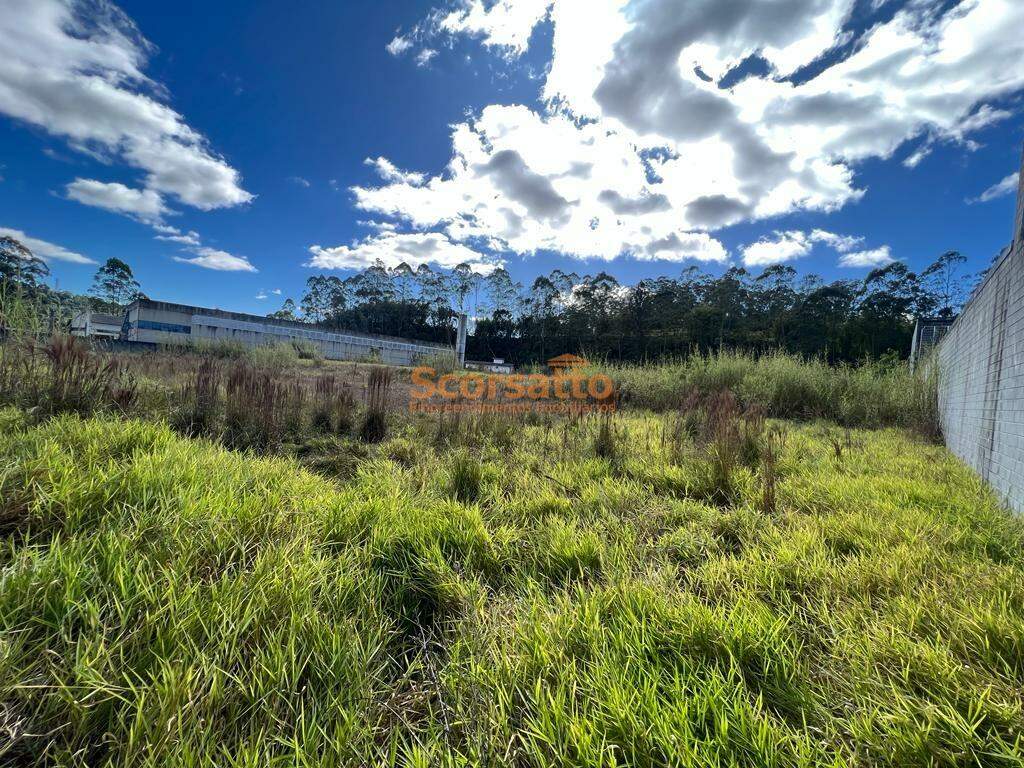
[0,335,136,418]
[597,350,941,437]
[359,365,393,443]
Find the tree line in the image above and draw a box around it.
[1,233,978,363]
[279,250,975,364]
[1,235,145,333]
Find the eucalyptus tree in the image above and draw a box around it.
[0,236,48,287]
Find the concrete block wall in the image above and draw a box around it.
[936,155,1024,512]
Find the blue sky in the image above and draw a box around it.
[1,0,1022,315]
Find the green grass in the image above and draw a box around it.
[186,338,322,368]
[595,351,940,434]
[1,407,1021,766]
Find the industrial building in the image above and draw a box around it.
[115,299,463,367]
[70,310,123,339]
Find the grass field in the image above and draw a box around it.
[2,402,1022,766]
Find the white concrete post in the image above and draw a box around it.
[456,313,468,367]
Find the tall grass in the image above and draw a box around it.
[165,359,360,448]
[0,411,1021,765]
[359,365,393,443]
[310,373,353,434]
[222,361,297,450]
[0,280,56,337]
[598,350,941,436]
[0,335,136,418]
[188,338,315,369]
[172,357,221,437]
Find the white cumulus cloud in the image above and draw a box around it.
[839,246,895,268]
[152,225,201,246]
[809,229,864,254]
[65,178,168,222]
[0,226,95,264]
[354,105,730,262]
[307,231,498,273]
[370,0,1024,266]
[742,231,814,267]
[0,0,252,211]
[439,0,553,55]
[742,229,881,267]
[174,247,257,272]
[364,157,426,186]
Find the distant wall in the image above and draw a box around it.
[936,155,1024,512]
[122,299,454,367]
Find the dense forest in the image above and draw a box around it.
[289,249,977,364]
[1,234,980,364]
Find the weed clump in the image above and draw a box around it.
[358,366,392,443]
[294,435,368,480]
[311,373,354,434]
[310,374,334,434]
[907,357,942,442]
[448,450,484,503]
[760,427,785,516]
[681,389,769,505]
[172,358,221,437]
[290,339,323,362]
[223,362,285,451]
[593,411,619,460]
[0,335,136,419]
[598,350,941,431]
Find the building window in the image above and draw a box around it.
[137,320,191,334]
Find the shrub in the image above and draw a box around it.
[290,339,323,362]
[189,337,250,359]
[249,343,301,370]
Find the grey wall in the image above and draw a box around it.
[124,301,454,367]
[936,156,1024,512]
